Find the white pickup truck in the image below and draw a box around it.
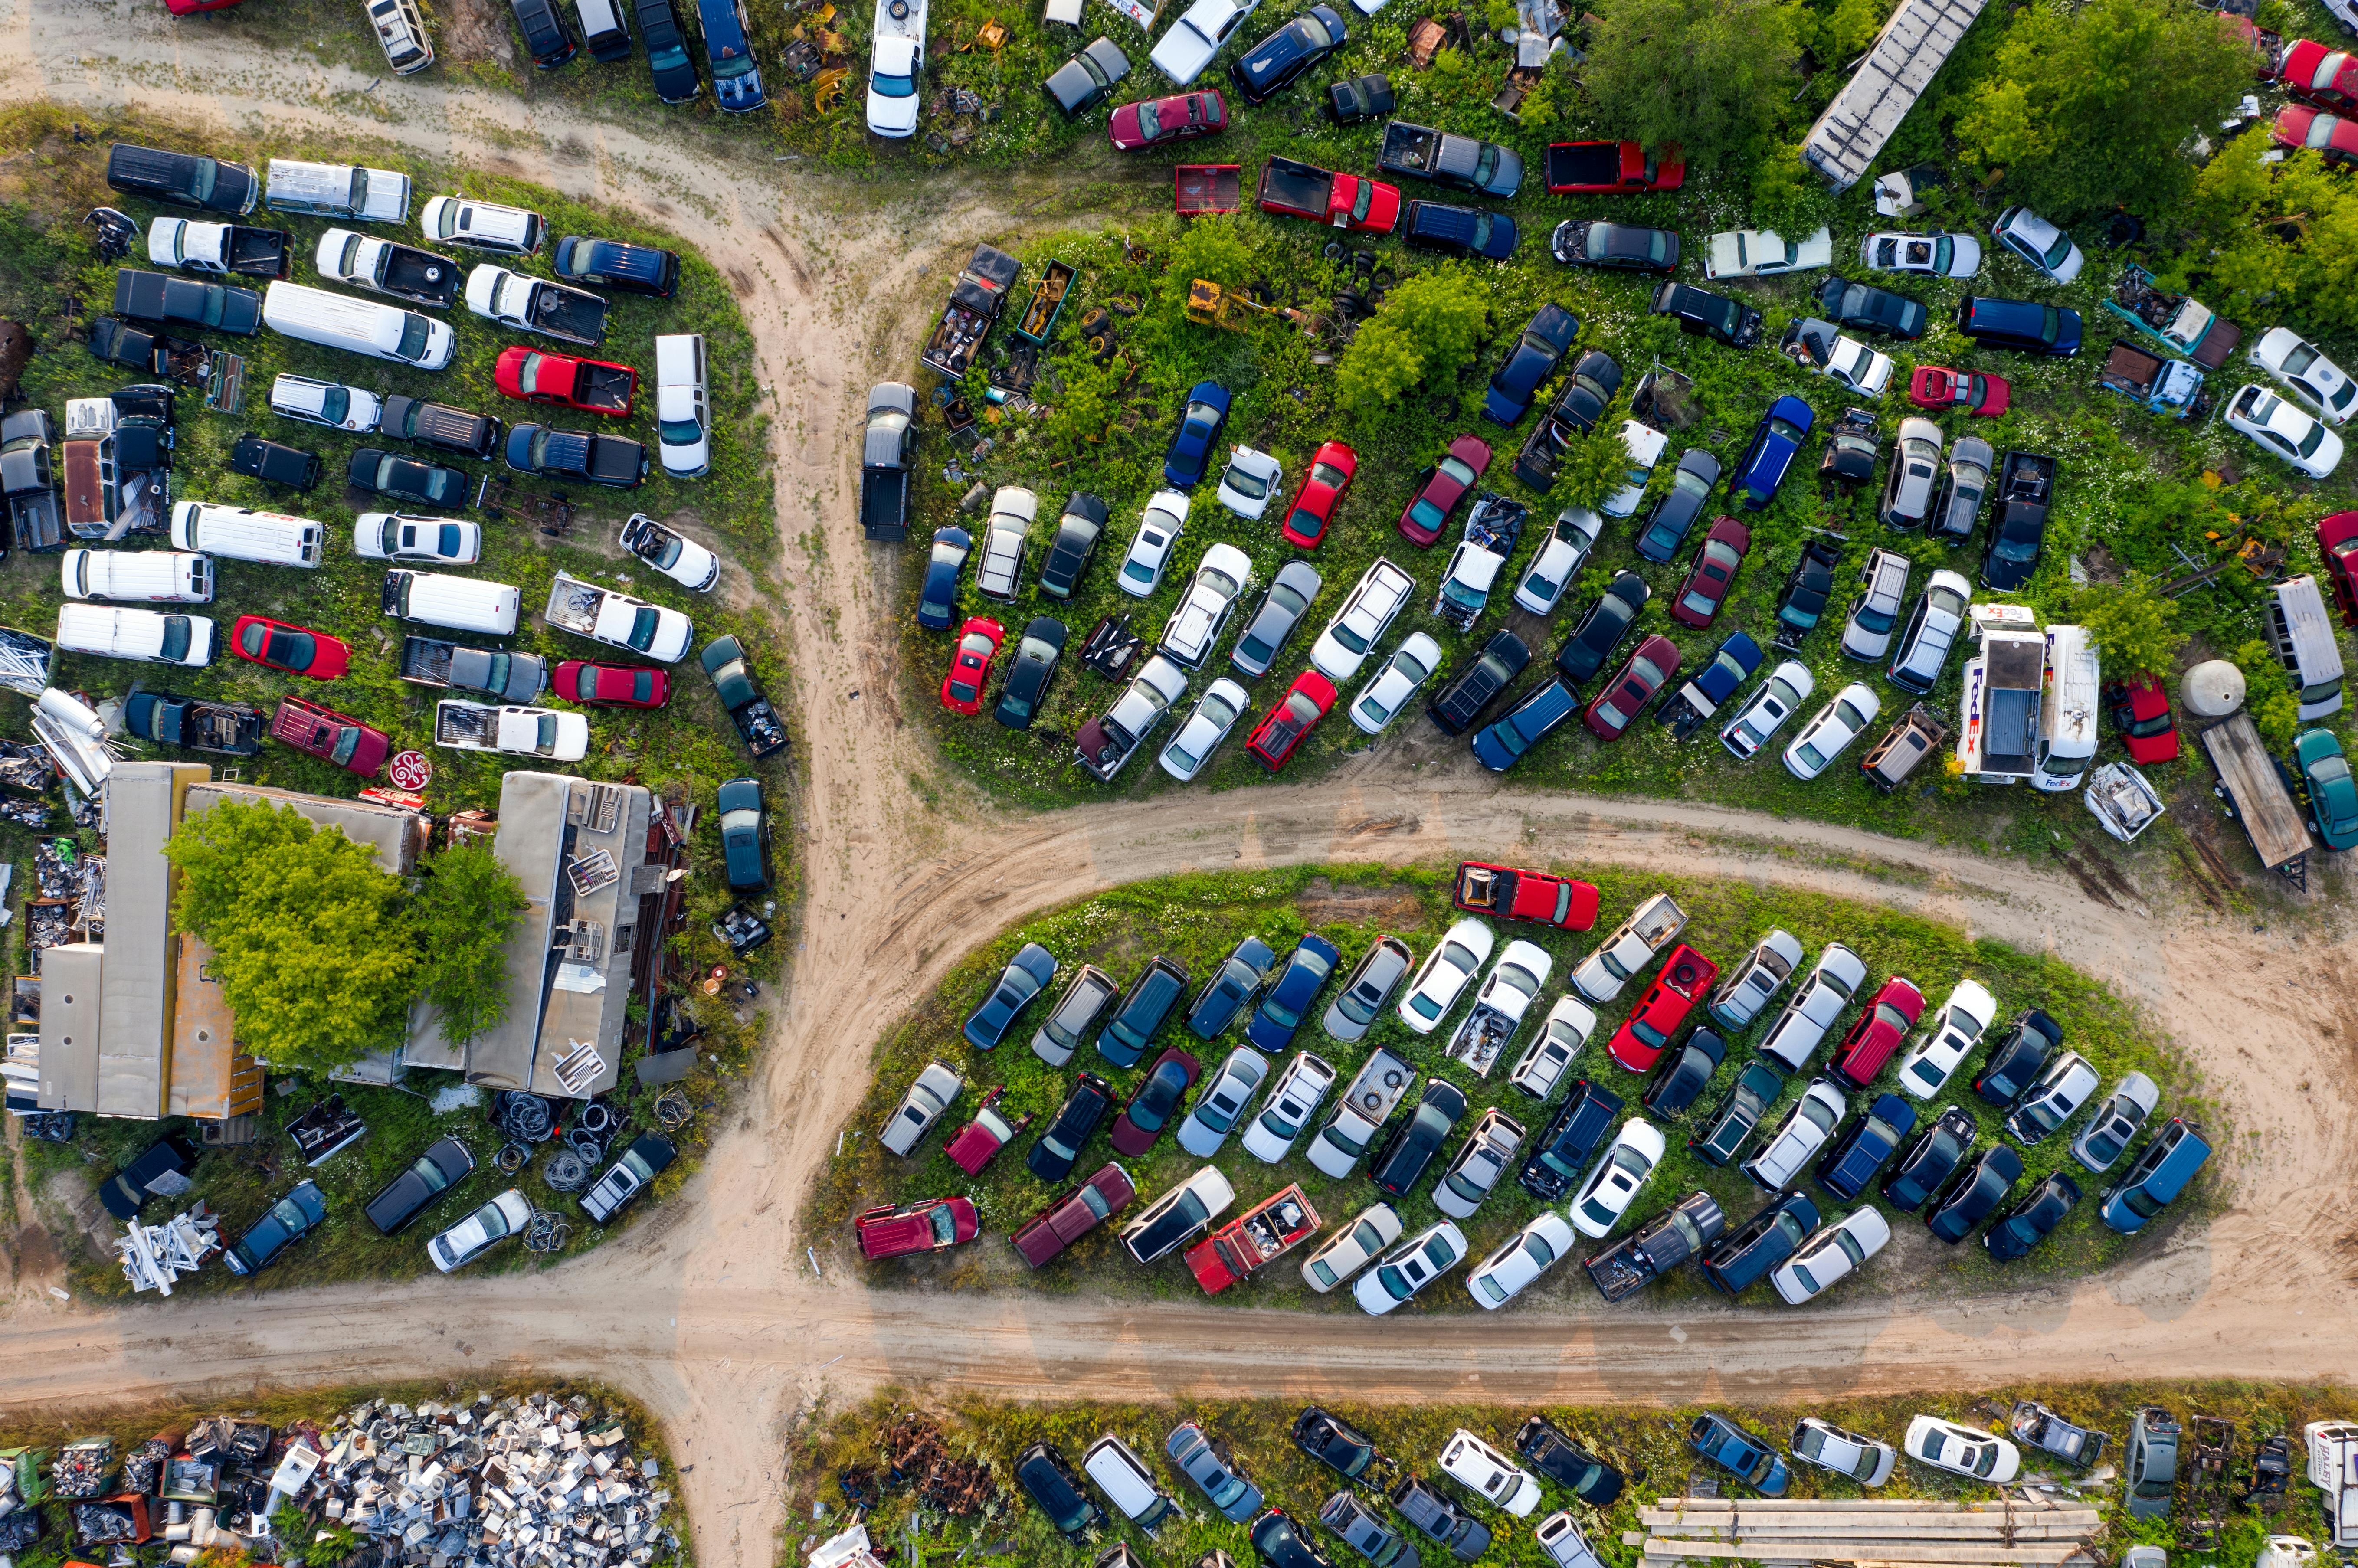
[463,264,609,347]
[865,0,928,137]
[1571,892,1687,1004]
[544,570,694,662]
[1444,940,1552,1076]
[2309,1421,2358,1548]
[145,216,289,279]
[433,699,590,761]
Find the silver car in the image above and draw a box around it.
[1176,1044,1270,1156]
[1841,547,1913,661]
[1888,569,1972,693]
[1709,928,1805,1031]
[1349,631,1442,735]
[1720,661,1814,759]
[2070,1070,2159,1173]
[1742,1077,1847,1189]
[1931,435,1994,543]
[2003,1050,2100,1145]
[1240,1049,1336,1163]
[1876,418,1942,529]
[1324,935,1415,1042]
[974,488,1035,601]
[880,1060,964,1155]
[1230,560,1321,678]
[1791,1416,1898,1485]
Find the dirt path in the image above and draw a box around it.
[4,13,2358,1568]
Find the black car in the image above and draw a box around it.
[1026,1072,1116,1182]
[1481,303,1580,426]
[1772,537,1842,646]
[1401,200,1519,261]
[1368,1079,1467,1197]
[1698,1190,1819,1295]
[1551,219,1678,274]
[992,616,1066,731]
[1515,350,1621,488]
[1327,72,1394,123]
[1294,1408,1397,1489]
[1097,956,1191,1067]
[1880,1104,1976,1212]
[916,525,971,631]
[87,315,194,374]
[1818,275,1928,340]
[1641,1027,1726,1116]
[383,396,502,459]
[1818,406,1881,488]
[1635,449,1721,563]
[1519,1077,1623,1200]
[510,0,580,66]
[1037,492,1109,598]
[1555,570,1648,684]
[222,1178,328,1276]
[1984,1171,2080,1260]
[1974,1008,2062,1107]
[1427,629,1529,735]
[1188,936,1277,1039]
[106,142,257,215]
[1230,5,1347,104]
[98,1134,200,1220]
[1513,1417,1624,1505]
[1651,281,1762,348]
[1015,1443,1103,1538]
[1254,1508,1340,1568]
[554,236,681,298]
[1813,1093,1917,1202]
[634,0,703,100]
[348,448,471,508]
[364,1136,476,1235]
[1691,1061,1783,1166]
[1045,36,1131,115]
[114,270,263,334]
[1980,451,2054,591]
[1388,1477,1486,1562]
[230,433,321,490]
[1926,1144,2024,1243]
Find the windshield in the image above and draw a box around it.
[1224,461,1269,499]
[874,65,916,95]
[396,314,432,363]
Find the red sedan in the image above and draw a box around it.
[269,695,388,777]
[1398,435,1492,546]
[2103,675,2180,764]
[2274,103,2358,167]
[1584,634,1680,739]
[1669,515,1749,629]
[493,345,638,417]
[1908,365,2010,416]
[2318,510,2358,623]
[1279,441,1357,548]
[2282,39,2358,111]
[1108,88,1228,150]
[854,1197,980,1260]
[232,614,349,680]
[555,661,671,708]
[1605,944,1719,1072]
[1246,669,1336,770]
[1828,975,1926,1088]
[940,616,1005,716]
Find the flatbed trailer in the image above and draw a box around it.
[2200,710,2313,887]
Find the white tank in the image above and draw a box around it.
[2181,658,2245,717]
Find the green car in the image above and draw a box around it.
[2294,728,2358,850]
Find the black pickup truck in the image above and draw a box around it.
[1377,120,1523,196]
[124,691,264,756]
[700,634,788,758]
[860,383,919,542]
[1583,1191,1726,1302]
[382,396,502,460]
[400,635,548,701]
[113,269,262,335]
[320,228,462,310]
[920,244,1022,380]
[86,317,205,379]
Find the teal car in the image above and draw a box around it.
[2295,728,2358,850]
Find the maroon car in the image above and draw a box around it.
[1110,1046,1201,1156]
[943,1086,1033,1177]
[855,1197,980,1260]
[1108,88,1228,150]
[2318,510,2358,624]
[555,660,671,708]
[1669,516,1749,629]
[1397,435,1492,546]
[1011,1161,1137,1269]
[1829,975,1926,1088]
[269,694,390,777]
[1583,634,1680,739]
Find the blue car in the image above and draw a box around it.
[1470,678,1579,770]
[1187,936,1277,1039]
[1402,200,1519,260]
[1698,1190,1818,1295]
[1245,933,1341,1051]
[717,776,772,893]
[2098,1117,2211,1234]
[1167,1421,1264,1523]
[223,1179,327,1276]
[1734,395,1813,510]
[1635,449,1722,562]
[1229,4,1347,104]
[696,0,766,109]
[916,525,971,630]
[1482,304,1580,427]
[962,940,1059,1049]
[1689,1412,1790,1494]
[1163,381,1231,487]
[1812,1093,1919,1202]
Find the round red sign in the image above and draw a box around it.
[388,750,434,791]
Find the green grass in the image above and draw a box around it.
[805,863,2219,1312]
[793,1380,2354,1568]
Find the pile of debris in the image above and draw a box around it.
[835,1413,998,1524]
[117,1203,223,1295]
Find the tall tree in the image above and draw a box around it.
[1957,0,2254,219]
[2181,137,2358,334]
[1335,268,1492,419]
[410,841,530,1048]
[1579,0,1799,172]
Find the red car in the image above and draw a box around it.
[1584,634,1680,739]
[1108,88,1228,150]
[1246,669,1336,770]
[1451,861,1600,931]
[940,616,1005,716]
[1010,1161,1137,1269]
[1257,156,1400,233]
[1605,944,1720,1072]
[2103,675,2180,764]
[1397,435,1492,546]
[943,1086,1033,1177]
[1544,139,1684,194]
[1669,515,1749,629]
[2318,510,2358,623]
[493,345,638,417]
[1109,1045,1201,1156]
[233,614,349,680]
[555,661,671,707]
[269,695,389,777]
[1279,441,1356,548]
[1828,975,1926,1089]
[2282,39,2358,111]
[2274,103,2358,167]
[1908,365,2010,416]
[854,1197,980,1260]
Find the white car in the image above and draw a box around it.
[2004,1050,2101,1145]
[653,333,711,477]
[1117,491,1190,596]
[1757,943,1868,1071]
[1120,1165,1236,1264]
[1454,939,1552,1048]
[463,264,604,345]
[1150,0,1257,85]
[975,488,1037,600]
[1353,1218,1467,1315]
[269,373,382,432]
[1242,1050,1336,1163]
[1569,1119,1665,1238]
[1703,226,1833,279]
[1791,1417,1898,1486]
[1772,1206,1892,1304]
[1217,445,1283,518]
[1602,421,1668,518]
[355,512,482,563]
[1349,631,1441,734]
[1569,891,1685,1005]
[1903,1416,2021,1483]
[620,513,720,593]
[1784,682,1881,779]
[1894,978,1998,1099]
[1889,568,1972,693]
[428,1188,532,1272]
[1176,1045,1268,1157]
[1396,917,1494,1034]
[2253,326,2357,425]
[879,1060,963,1155]
[1311,558,1415,680]
[1859,230,1981,278]
[1823,333,1894,398]
[1709,928,1805,1031]
[864,0,928,137]
[1842,546,1914,660]
[1512,506,1602,614]
[1742,1077,1847,1188]
[1160,543,1253,666]
[1991,205,2083,284]
[1437,1430,1541,1517]
[1720,661,1814,758]
[2070,1070,2160,1173]
[1158,676,1250,781]
[1301,1199,1401,1292]
[2227,382,2345,477]
[419,194,544,255]
[1507,994,1596,1100]
[1465,1211,1575,1309]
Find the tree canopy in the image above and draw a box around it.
[1335,268,1492,420]
[2176,137,2358,336]
[411,841,531,1048]
[2067,574,2184,678]
[1581,0,1799,172]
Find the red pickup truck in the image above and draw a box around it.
[1257,156,1402,234]
[1452,861,1600,931]
[1010,1162,1135,1269]
[1605,943,1719,1072]
[1183,1183,1320,1293]
[1544,141,1686,195]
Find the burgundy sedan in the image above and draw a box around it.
[1109,1045,1202,1156]
[1583,634,1680,739]
[555,660,671,708]
[1397,435,1491,546]
[1669,515,1749,629]
[2319,510,2358,623]
[1109,88,1228,150]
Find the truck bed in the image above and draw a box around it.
[223,226,291,278]
[861,467,910,542]
[1546,142,1624,190]
[1258,157,1335,218]
[544,573,608,635]
[2201,710,2312,873]
[919,245,1021,379]
[434,701,497,745]
[524,283,609,347]
[1014,259,1076,343]
[400,635,457,684]
[568,362,635,413]
[1174,164,1241,214]
[1444,1002,1521,1076]
[378,243,461,308]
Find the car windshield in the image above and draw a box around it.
[874,63,916,94]
[1134,101,1163,139]
[1297,12,1334,44]
[1225,461,1269,498]
[1349,181,1376,223]
[396,314,432,363]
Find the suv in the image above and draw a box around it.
[1513,1418,1623,1505]
[1957,295,2083,357]
[579,1133,678,1222]
[2099,1118,2211,1234]
[1368,1080,1468,1197]
[1015,1443,1103,1539]
[1388,1476,1489,1562]
[1317,1490,1417,1568]
[108,142,259,214]
[1519,1078,1622,1199]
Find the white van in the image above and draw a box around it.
[653,333,711,478]
[262,281,454,371]
[2263,574,2347,720]
[1079,1437,1175,1533]
[170,501,324,567]
[2031,622,2100,793]
[380,569,521,635]
[265,159,412,223]
[61,549,213,604]
[54,604,215,667]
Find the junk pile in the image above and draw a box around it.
[117,1203,222,1295]
[1631,1494,2101,1568]
[26,837,105,972]
[833,1413,998,1522]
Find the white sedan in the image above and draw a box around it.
[428,1188,531,1272]
[1310,558,1415,681]
[1569,1119,1664,1238]
[1791,1417,1898,1486]
[1465,1210,1575,1309]
[1903,1416,2022,1483]
[354,512,482,563]
[1991,205,2083,284]
[1784,682,1881,780]
[1349,631,1442,734]
[1720,661,1814,759]
[865,33,923,136]
[1149,0,1257,85]
[1353,1218,1467,1315]
[1822,333,1894,398]
[1507,994,1596,1100]
[1894,978,1998,1099]
[1241,1051,1335,1163]
[1438,1431,1542,1517]
[1397,917,1494,1034]
[1175,1044,1268,1157]
[2253,327,2357,425]
[1512,507,1602,614]
[1301,1200,1402,1293]
[1770,1207,1892,1304]
[1216,445,1283,518]
[1703,226,1833,279]
[1859,230,1981,278]
[2227,383,2344,478]
[1117,492,1189,596]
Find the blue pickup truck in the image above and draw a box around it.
[1402,200,1519,260]
[504,422,648,488]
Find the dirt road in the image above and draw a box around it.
[4,11,2357,1568]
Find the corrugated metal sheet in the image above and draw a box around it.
[35,942,104,1111]
[1801,0,1991,189]
[96,762,207,1120]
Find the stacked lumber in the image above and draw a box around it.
[1627,1496,2104,1568]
